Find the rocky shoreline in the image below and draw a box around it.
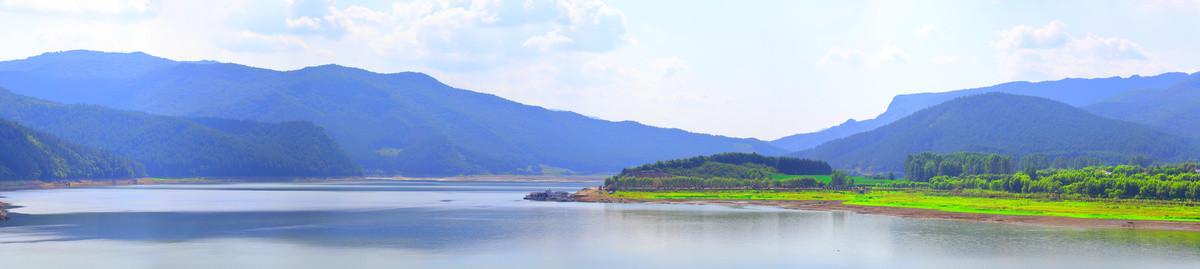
[0,201,9,223]
[571,187,1200,232]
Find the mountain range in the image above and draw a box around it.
[1,50,1195,179]
[770,72,1195,152]
[790,93,1194,173]
[1084,74,1200,139]
[0,50,783,177]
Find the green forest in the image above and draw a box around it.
[604,153,849,189]
[893,151,1200,201]
[0,118,144,181]
[903,152,1015,182]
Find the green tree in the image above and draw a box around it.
[1023,164,1039,181]
[831,169,849,188]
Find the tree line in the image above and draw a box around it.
[903,152,1014,182]
[891,163,1200,201]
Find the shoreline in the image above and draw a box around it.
[384,175,605,183]
[571,187,1200,232]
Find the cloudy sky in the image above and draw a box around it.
[2,0,1198,140]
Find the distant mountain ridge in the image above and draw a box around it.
[0,88,362,178]
[771,72,1195,152]
[0,50,784,176]
[1084,74,1200,139]
[790,93,1192,173]
[0,117,145,181]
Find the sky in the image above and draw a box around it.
[1,0,1198,140]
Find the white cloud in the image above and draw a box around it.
[912,24,943,39]
[297,0,630,71]
[523,30,575,51]
[992,21,1174,80]
[815,46,907,68]
[991,20,1068,50]
[650,56,688,82]
[1,0,154,14]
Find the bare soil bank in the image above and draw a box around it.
[571,187,1200,232]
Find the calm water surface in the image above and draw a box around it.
[2,180,1199,268]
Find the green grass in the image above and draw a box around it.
[612,189,1200,222]
[612,190,852,200]
[147,177,207,181]
[847,191,1200,222]
[769,174,899,186]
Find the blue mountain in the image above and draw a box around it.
[789,93,1191,173]
[1084,73,1200,139]
[0,50,784,176]
[771,72,1194,152]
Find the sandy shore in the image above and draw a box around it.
[571,187,1200,232]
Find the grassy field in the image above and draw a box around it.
[612,190,852,200]
[769,174,899,186]
[847,191,1200,222]
[612,189,1200,222]
[147,177,207,181]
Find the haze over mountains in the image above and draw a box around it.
[791,93,1194,173]
[0,50,783,177]
[0,88,362,178]
[771,72,1195,152]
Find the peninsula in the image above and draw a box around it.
[574,152,1200,231]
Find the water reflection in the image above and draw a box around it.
[1,181,1199,268]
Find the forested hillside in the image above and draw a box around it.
[1084,74,1200,138]
[0,50,784,176]
[605,152,839,189]
[791,93,1192,174]
[0,88,362,178]
[0,117,144,181]
[771,72,1193,151]
[616,152,832,179]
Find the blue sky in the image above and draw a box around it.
[1,0,1198,140]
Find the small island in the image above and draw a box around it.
[574,152,1200,231]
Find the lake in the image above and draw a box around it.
[1,180,1199,268]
